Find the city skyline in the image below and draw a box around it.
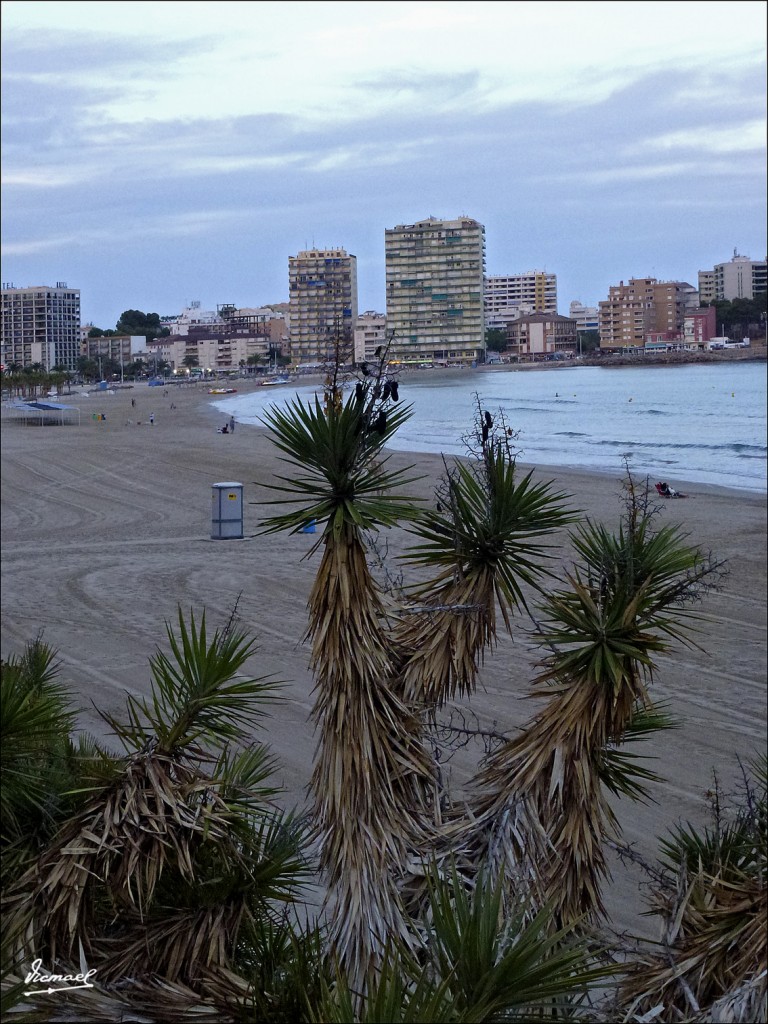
[2,1,766,328]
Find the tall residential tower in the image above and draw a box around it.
[288,248,358,365]
[385,216,485,365]
[1,282,81,371]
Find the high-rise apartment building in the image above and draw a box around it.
[598,278,696,351]
[385,216,485,365]
[1,282,81,371]
[485,271,557,328]
[288,248,357,365]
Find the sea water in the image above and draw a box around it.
[212,363,767,494]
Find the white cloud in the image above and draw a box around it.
[1,167,100,188]
[4,1,765,126]
[636,121,766,155]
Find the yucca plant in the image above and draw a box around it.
[1,639,76,857]
[3,610,312,1019]
[618,756,767,1023]
[396,407,576,708]
[312,861,613,1022]
[259,383,438,990]
[459,477,725,930]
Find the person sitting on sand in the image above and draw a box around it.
[657,481,685,498]
[218,424,229,434]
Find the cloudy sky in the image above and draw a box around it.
[2,0,766,328]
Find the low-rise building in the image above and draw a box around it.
[354,311,387,364]
[568,300,600,333]
[147,323,274,374]
[82,334,146,369]
[504,312,578,361]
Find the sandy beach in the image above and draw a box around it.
[1,377,765,938]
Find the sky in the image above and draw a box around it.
[2,0,766,329]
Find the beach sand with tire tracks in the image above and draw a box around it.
[1,376,765,939]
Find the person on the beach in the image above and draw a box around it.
[149,412,155,426]
[229,415,235,433]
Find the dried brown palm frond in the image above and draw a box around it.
[619,869,767,1022]
[5,748,233,963]
[618,758,767,1022]
[2,969,242,1022]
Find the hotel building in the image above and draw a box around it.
[1,282,81,371]
[288,248,358,366]
[385,216,485,365]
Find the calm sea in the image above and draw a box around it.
[213,363,767,494]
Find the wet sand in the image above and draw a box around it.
[1,378,765,937]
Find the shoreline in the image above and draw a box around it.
[206,370,767,497]
[1,381,766,937]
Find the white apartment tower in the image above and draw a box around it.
[484,271,558,329]
[385,216,485,365]
[1,282,81,371]
[712,253,766,301]
[288,248,358,365]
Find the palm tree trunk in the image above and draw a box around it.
[306,526,436,988]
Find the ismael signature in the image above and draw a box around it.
[24,959,97,995]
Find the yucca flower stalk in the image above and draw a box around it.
[259,384,438,989]
[459,480,724,930]
[396,408,575,708]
